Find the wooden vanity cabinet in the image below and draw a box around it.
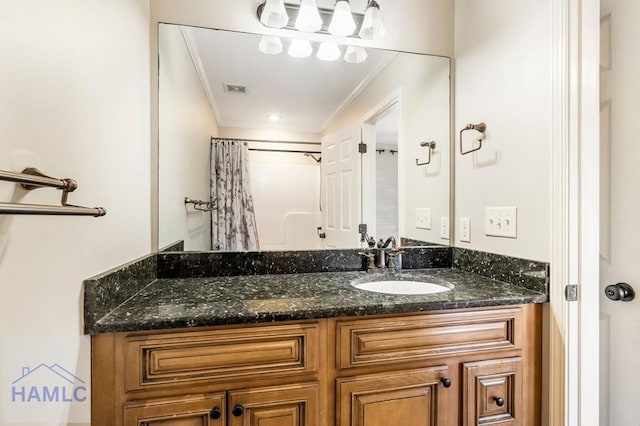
[92,304,542,426]
[93,322,323,426]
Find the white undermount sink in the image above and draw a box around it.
[351,279,453,295]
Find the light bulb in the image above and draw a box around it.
[259,0,289,28]
[258,36,283,55]
[344,46,368,64]
[295,0,322,33]
[288,39,313,58]
[317,42,341,61]
[359,0,386,40]
[328,1,356,37]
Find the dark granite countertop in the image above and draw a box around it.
[88,268,548,334]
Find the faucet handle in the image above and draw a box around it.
[386,250,406,270]
[358,251,376,272]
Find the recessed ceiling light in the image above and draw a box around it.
[268,114,282,122]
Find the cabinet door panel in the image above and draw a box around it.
[336,366,450,426]
[462,357,523,426]
[124,393,225,426]
[228,383,319,426]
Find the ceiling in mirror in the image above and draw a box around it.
[183,26,397,133]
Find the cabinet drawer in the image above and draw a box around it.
[336,308,521,369]
[124,323,320,392]
[462,357,523,425]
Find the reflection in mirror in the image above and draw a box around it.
[158,23,450,251]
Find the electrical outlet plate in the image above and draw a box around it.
[485,206,517,238]
[440,217,450,239]
[460,217,470,242]
[415,208,432,230]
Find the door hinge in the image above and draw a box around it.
[565,284,578,302]
[358,142,367,153]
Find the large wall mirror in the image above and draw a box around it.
[158,23,451,251]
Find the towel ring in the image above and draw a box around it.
[416,141,436,166]
[459,122,487,155]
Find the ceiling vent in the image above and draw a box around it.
[223,83,247,94]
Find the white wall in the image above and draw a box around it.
[158,24,219,251]
[454,0,552,261]
[0,1,150,425]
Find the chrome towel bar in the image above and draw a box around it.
[0,167,76,191]
[0,203,106,217]
[0,167,106,217]
[185,197,215,212]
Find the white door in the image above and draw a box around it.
[321,126,361,248]
[599,0,640,424]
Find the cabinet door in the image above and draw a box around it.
[228,382,319,426]
[124,393,226,426]
[462,357,523,426]
[336,366,451,426]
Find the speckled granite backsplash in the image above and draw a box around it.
[83,253,157,328]
[452,247,549,293]
[157,247,453,279]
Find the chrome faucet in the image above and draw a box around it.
[359,236,405,272]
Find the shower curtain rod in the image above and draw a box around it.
[211,136,320,146]
[248,148,321,154]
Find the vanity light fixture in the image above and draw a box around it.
[288,38,313,58]
[258,35,284,55]
[359,0,386,40]
[328,0,356,37]
[259,0,289,28]
[256,1,379,39]
[344,45,368,63]
[295,0,323,33]
[317,42,341,61]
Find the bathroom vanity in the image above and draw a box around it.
[85,249,548,426]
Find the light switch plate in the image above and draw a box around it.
[415,208,432,230]
[485,206,517,238]
[440,217,450,239]
[460,217,471,242]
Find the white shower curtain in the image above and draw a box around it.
[210,139,259,251]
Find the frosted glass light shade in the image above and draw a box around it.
[317,42,341,61]
[359,1,386,40]
[344,46,368,64]
[288,39,313,58]
[295,0,323,33]
[328,1,356,37]
[259,36,283,55]
[260,0,289,28]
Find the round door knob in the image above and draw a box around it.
[440,377,452,388]
[232,404,244,417]
[605,282,635,302]
[209,406,222,420]
[493,396,505,407]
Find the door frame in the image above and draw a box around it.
[551,0,599,424]
[359,88,404,241]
